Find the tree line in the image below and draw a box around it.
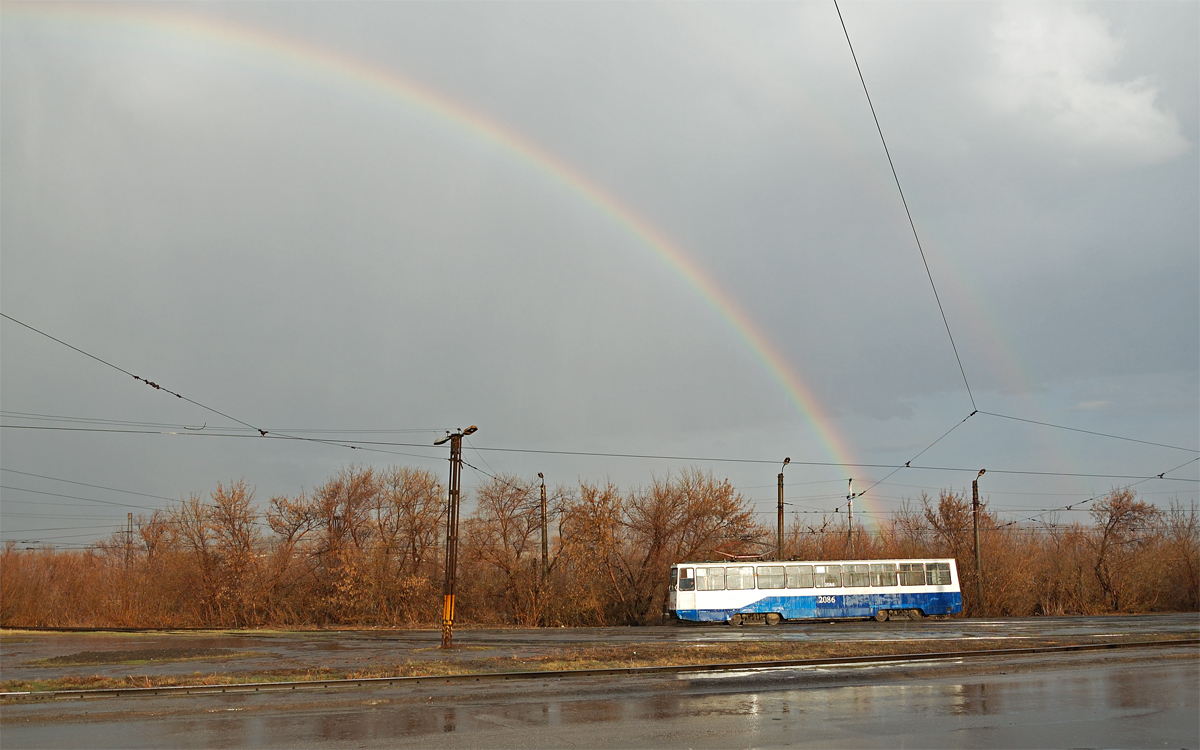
[2,465,1196,628]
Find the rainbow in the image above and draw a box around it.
[4,4,869,499]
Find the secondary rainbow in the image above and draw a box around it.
[4,4,867,495]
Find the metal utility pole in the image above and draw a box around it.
[972,469,986,616]
[777,457,790,560]
[539,472,548,579]
[846,479,854,558]
[436,425,476,649]
[126,512,133,569]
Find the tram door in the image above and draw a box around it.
[677,566,696,610]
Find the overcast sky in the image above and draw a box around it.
[2,1,1196,547]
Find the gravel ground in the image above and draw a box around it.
[2,612,1196,688]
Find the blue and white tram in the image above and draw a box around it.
[668,558,962,624]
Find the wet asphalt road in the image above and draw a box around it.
[2,615,1198,748]
[2,646,1196,749]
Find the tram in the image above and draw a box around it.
[667,558,962,624]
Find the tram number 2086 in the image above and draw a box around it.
[816,595,837,604]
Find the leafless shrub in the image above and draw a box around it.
[1,474,1195,628]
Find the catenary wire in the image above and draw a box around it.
[1,409,442,435]
[3,313,1194,510]
[464,436,501,479]
[3,423,1196,483]
[1,468,178,503]
[0,314,447,462]
[992,456,1200,528]
[0,485,166,510]
[2,313,270,436]
[2,511,141,519]
[0,315,1189,488]
[835,410,978,511]
[0,423,446,463]
[832,1,975,411]
[976,410,1198,453]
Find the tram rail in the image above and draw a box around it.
[4,637,1195,703]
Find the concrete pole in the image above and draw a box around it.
[777,472,785,560]
[777,457,789,560]
[973,469,985,617]
[847,479,854,558]
[539,473,548,579]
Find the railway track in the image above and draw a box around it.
[4,637,1195,703]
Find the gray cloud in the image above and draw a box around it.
[2,2,1195,544]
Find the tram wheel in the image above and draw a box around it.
[874,610,889,622]
[766,613,782,626]
[908,609,925,620]
[730,614,745,627]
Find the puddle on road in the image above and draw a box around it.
[192,658,1194,744]
[8,656,1195,749]
[26,648,256,667]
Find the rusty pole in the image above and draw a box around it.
[437,426,476,648]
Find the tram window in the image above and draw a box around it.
[787,565,814,588]
[726,566,755,590]
[678,567,695,592]
[926,562,952,586]
[696,567,724,591]
[899,563,925,586]
[725,567,742,590]
[870,563,897,587]
[845,564,870,587]
[758,566,786,589]
[701,567,725,591]
[737,566,756,590]
[670,567,678,591]
[814,564,842,588]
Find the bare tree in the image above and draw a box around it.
[1164,500,1200,610]
[372,465,445,623]
[6,466,1198,629]
[556,481,624,625]
[612,468,763,624]
[1089,488,1163,611]
[309,466,380,622]
[463,475,542,625]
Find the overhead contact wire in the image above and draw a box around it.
[994,456,1200,528]
[847,410,979,509]
[976,411,1199,453]
[3,423,1195,482]
[0,313,448,462]
[2,313,269,436]
[832,1,976,411]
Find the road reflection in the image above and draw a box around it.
[7,651,1194,748]
[219,660,1187,743]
